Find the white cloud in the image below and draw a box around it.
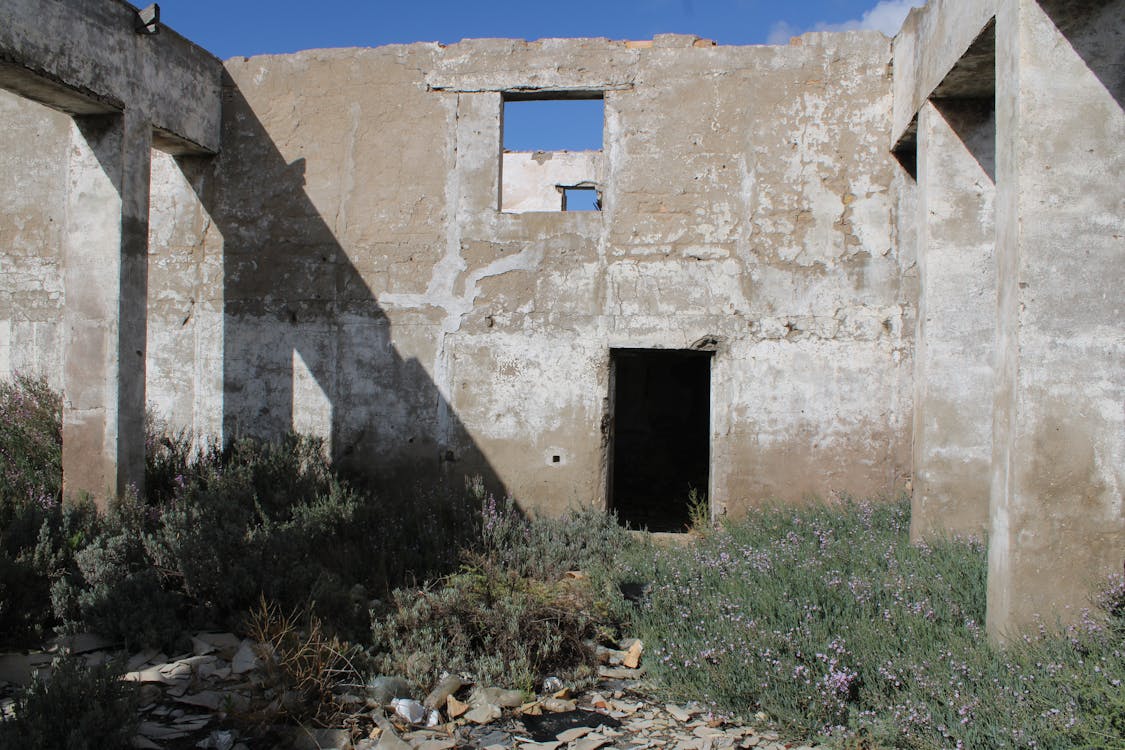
[768,0,925,44]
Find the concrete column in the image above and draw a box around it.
[62,110,151,504]
[911,99,995,542]
[988,0,1125,639]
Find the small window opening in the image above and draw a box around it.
[560,185,601,212]
[608,349,711,533]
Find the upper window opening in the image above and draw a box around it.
[500,93,606,214]
[503,95,604,152]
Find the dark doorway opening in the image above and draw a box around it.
[609,349,711,532]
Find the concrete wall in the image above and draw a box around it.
[911,98,995,540]
[0,91,69,386]
[202,32,914,515]
[988,0,1125,638]
[0,0,224,501]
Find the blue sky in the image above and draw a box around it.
[159,1,925,61]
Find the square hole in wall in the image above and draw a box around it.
[500,92,605,213]
[560,185,600,211]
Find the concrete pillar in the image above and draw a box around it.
[62,110,151,504]
[911,99,996,542]
[988,0,1125,639]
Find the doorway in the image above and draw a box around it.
[608,349,711,532]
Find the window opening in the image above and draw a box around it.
[500,93,605,213]
[503,96,604,152]
[560,185,600,211]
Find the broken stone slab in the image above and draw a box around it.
[413,740,456,750]
[555,726,593,743]
[127,648,163,671]
[174,690,225,711]
[423,675,463,709]
[572,736,611,750]
[446,695,470,719]
[192,632,242,659]
[464,703,503,724]
[622,640,644,669]
[594,646,627,666]
[137,721,191,740]
[665,705,692,723]
[597,666,645,680]
[470,686,525,708]
[230,641,260,675]
[539,697,577,713]
[131,736,163,749]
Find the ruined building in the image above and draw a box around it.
[1,0,1122,639]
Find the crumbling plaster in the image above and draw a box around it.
[1,0,1122,638]
[200,31,913,516]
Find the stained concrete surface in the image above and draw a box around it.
[0,0,1122,637]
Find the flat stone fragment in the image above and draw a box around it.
[572,736,610,750]
[413,740,456,750]
[464,704,502,724]
[597,666,645,680]
[230,641,260,674]
[174,690,224,710]
[665,705,692,723]
[555,726,593,743]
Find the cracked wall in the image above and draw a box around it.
[186,32,914,515]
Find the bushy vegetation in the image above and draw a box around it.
[3,376,1123,749]
[371,497,634,692]
[0,657,138,750]
[617,497,1125,748]
[0,376,479,650]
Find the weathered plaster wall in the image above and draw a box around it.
[911,99,995,540]
[0,0,224,501]
[145,152,225,441]
[988,0,1125,637]
[205,32,914,515]
[0,90,69,386]
[501,151,603,213]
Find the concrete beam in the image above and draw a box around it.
[0,0,222,152]
[892,0,997,147]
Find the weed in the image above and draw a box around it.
[686,487,710,534]
[239,597,361,728]
[0,656,138,750]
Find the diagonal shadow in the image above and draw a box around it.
[189,74,508,509]
[1040,0,1125,111]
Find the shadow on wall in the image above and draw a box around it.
[1041,0,1124,112]
[187,75,508,504]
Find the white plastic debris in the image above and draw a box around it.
[391,697,427,724]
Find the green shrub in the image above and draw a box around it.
[0,375,61,517]
[371,568,607,692]
[0,376,81,647]
[371,496,633,691]
[0,657,138,750]
[470,494,634,581]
